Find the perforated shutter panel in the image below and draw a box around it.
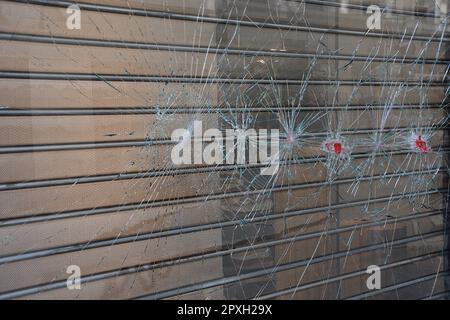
[0,0,448,300]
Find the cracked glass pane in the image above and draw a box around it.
[0,0,448,300]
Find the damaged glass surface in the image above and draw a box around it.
[0,0,449,300]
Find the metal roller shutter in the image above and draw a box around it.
[0,0,448,300]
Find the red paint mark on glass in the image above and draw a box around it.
[415,136,429,153]
[325,141,343,155]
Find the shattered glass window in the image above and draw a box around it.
[0,0,449,300]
